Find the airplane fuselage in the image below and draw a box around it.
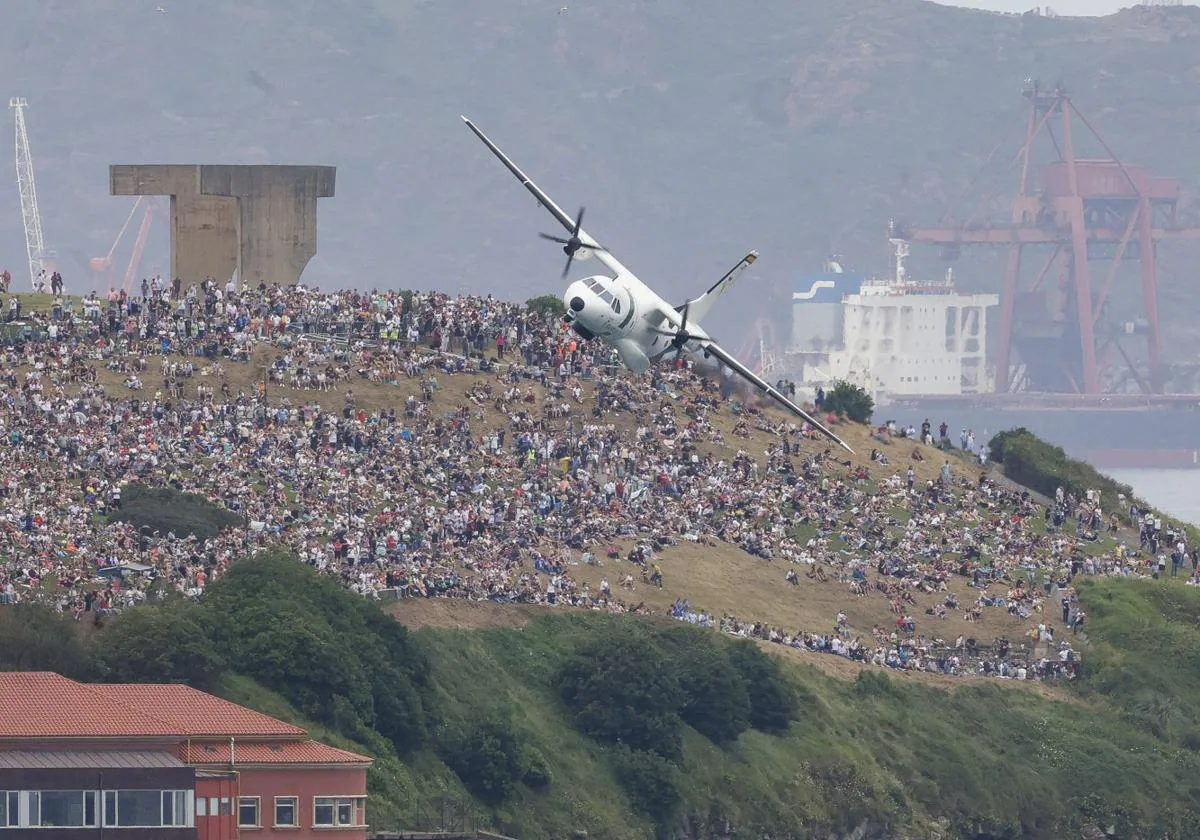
[562,272,699,374]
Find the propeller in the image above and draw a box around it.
[539,206,602,279]
[649,302,694,367]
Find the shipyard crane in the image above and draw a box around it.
[89,196,160,294]
[9,97,52,291]
[901,80,1200,396]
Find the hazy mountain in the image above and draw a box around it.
[3,0,1200,347]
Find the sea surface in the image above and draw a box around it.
[1107,469,1200,525]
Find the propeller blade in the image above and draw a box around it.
[561,254,574,279]
[539,232,571,244]
[573,206,585,236]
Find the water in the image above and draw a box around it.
[1107,469,1200,525]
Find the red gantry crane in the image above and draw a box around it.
[901,79,1200,396]
[89,195,160,294]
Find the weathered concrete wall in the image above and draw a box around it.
[200,165,336,288]
[109,163,335,289]
[110,165,239,286]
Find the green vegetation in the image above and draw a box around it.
[112,483,245,541]
[525,294,566,318]
[987,428,1136,511]
[5,554,1200,838]
[823,380,875,423]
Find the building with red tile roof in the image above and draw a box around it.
[0,672,373,839]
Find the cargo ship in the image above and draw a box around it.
[780,234,1200,470]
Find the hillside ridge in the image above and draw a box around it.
[4,1,1200,347]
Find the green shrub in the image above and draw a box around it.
[610,745,681,820]
[557,626,684,759]
[201,552,432,749]
[726,640,798,733]
[823,380,874,423]
[986,428,1137,512]
[526,294,566,318]
[93,600,225,692]
[440,716,526,805]
[670,632,751,745]
[0,603,99,680]
[521,746,553,790]
[113,483,245,541]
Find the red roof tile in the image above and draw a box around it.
[90,684,305,737]
[0,673,301,739]
[0,673,180,738]
[177,739,371,766]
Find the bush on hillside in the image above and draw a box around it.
[112,483,244,541]
[0,603,99,680]
[94,601,225,692]
[526,294,566,318]
[987,428,1136,511]
[727,639,798,733]
[659,628,752,744]
[439,716,526,805]
[195,552,431,749]
[610,745,681,820]
[823,381,874,423]
[557,626,685,760]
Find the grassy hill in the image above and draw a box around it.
[7,554,1200,840]
[5,2,1200,350]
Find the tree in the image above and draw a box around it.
[92,601,225,692]
[672,633,751,745]
[440,716,526,805]
[726,640,797,733]
[558,626,684,759]
[526,294,565,318]
[823,380,874,423]
[0,603,98,680]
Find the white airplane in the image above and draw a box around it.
[461,116,853,453]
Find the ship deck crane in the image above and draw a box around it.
[9,97,53,290]
[901,80,1200,396]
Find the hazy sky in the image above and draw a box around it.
[931,0,1158,14]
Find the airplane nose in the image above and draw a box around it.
[569,296,585,312]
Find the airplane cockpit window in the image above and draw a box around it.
[599,290,614,304]
[612,299,621,314]
[586,279,605,293]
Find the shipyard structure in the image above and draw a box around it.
[754,80,1200,469]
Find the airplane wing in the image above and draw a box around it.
[699,339,855,454]
[461,116,634,280]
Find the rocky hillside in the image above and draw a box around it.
[4,1,1200,342]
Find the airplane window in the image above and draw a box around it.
[612,299,621,314]
[600,290,613,303]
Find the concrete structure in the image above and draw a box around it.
[110,164,335,289]
[0,673,372,839]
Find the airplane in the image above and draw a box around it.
[461,115,853,454]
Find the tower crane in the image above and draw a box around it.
[89,196,160,294]
[9,97,52,290]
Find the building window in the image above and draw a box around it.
[313,796,365,828]
[238,797,260,828]
[32,790,98,827]
[0,792,17,828]
[102,790,191,828]
[274,796,298,828]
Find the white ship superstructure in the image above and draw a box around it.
[790,229,999,401]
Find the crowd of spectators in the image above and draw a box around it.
[0,278,1176,682]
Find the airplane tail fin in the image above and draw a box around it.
[677,251,758,326]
